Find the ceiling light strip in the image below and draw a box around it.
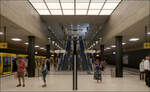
[86,0,92,15]
[109,0,122,15]
[43,0,51,15]
[59,0,64,15]
[98,0,107,15]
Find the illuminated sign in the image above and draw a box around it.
[0,43,8,49]
[144,42,150,49]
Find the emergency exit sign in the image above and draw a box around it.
[0,43,8,49]
[144,42,150,49]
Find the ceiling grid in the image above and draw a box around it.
[28,0,122,15]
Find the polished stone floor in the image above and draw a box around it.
[0,66,150,92]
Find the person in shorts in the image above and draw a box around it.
[16,57,26,87]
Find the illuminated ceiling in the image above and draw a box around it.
[29,0,122,15]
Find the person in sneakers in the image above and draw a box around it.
[16,57,26,87]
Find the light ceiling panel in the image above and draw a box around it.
[37,10,50,15]
[45,0,59,3]
[31,3,47,9]
[106,0,121,2]
[103,2,119,9]
[50,10,62,15]
[100,9,113,15]
[91,0,105,2]
[88,10,100,15]
[76,10,87,15]
[60,0,74,3]
[29,0,44,3]
[76,3,89,9]
[63,10,74,15]
[76,0,90,3]
[61,3,74,9]
[47,3,61,9]
[89,3,104,9]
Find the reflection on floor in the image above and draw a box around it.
[1,66,150,92]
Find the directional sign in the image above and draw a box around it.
[144,42,150,49]
[0,43,7,49]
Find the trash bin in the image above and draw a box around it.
[111,68,116,77]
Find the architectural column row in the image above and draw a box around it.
[100,36,123,77]
[27,36,50,77]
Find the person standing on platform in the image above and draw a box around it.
[139,59,145,80]
[94,59,102,83]
[41,59,48,87]
[144,56,150,87]
[16,57,26,87]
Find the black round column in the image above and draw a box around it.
[115,36,123,77]
[28,36,35,77]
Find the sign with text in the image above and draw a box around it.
[0,43,8,49]
[144,42,150,49]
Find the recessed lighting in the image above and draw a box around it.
[122,43,126,45]
[111,45,116,48]
[24,42,29,45]
[147,32,150,35]
[0,32,4,35]
[35,45,40,48]
[106,47,111,50]
[40,47,44,49]
[11,38,22,41]
[129,38,139,42]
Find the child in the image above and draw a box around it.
[94,59,102,83]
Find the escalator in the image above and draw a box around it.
[58,36,72,71]
[79,36,92,71]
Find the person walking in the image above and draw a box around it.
[41,59,48,87]
[16,57,26,87]
[139,59,145,80]
[94,59,102,83]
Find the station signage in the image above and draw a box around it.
[144,42,150,49]
[0,42,8,49]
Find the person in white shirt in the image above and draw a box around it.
[139,59,145,80]
[144,56,150,87]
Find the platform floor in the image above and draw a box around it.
[1,66,150,92]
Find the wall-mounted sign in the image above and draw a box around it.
[0,43,8,49]
[144,42,150,49]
